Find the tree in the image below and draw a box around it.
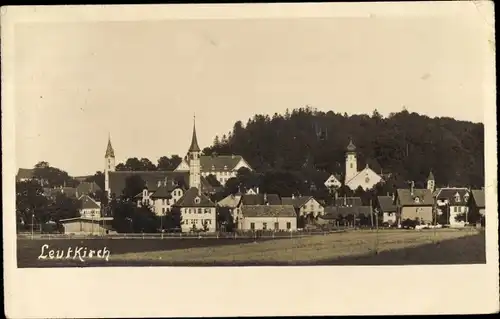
[121,175,146,201]
[47,193,81,222]
[206,174,222,188]
[32,161,79,188]
[140,158,156,171]
[16,180,50,230]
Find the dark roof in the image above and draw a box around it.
[17,168,34,180]
[377,196,397,213]
[241,194,281,205]
[241,205,296,218]
[105,137,115,158]
[150,183,179,199]
[180,155,249,172]
[435,188,470,204]
[396,188,433,206]
[281,196,315,209]
[76,181,101,195]
[189,119,201,152]
[44,187,77,198]
[322,206,372,219]
[471,189,485,208]
[74,175,93,182]
[174,187,215,207]
[108,171,214,196]
[79,195,100,209]
[346,139,356,152]
[333,197,363,207]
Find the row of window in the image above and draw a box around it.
[250,222,292,230]
[184,219,212,225]
[186,208,213,214]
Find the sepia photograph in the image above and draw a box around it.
[2,2,498,317]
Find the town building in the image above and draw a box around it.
[434,187,470,227]
[79,194,101,219]
[375,195,397,226]
[395,183,434,226]
[324,174,342,191]
[281,195,325,219]
[239,205,297,231]
[324,140,385,191]
[43,186,78,199]
[60,217,114,235]
[172,117,217,232]
[469,189,485,226]
[175,155,253,186]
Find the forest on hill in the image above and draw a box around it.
[203,106,485,190]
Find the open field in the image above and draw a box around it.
[17,229,485,267]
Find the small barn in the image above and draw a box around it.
[60,217,114,235]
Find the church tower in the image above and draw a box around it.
[104,134,116,197]
[188,116,201,192]
[345,139,358,183]
[427,170,435,192]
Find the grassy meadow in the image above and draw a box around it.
[17,228,485,267]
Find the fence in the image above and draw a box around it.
[17,228,350,240]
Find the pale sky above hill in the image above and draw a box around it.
[12,4,492,176]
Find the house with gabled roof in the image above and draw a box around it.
[134,179,186,216]
[173,187,217,232]
[434,187,470,226]
[376,195,397,225]
[79,194,101,219]
[239,205,297,231]
[324,174,342,191]
[281,195,324,219]
[395,185,434,226]
[469,189,485,226]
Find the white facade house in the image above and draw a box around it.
[281,195,325,218]
[435,187,470,226]
[239,205,297,231]
[175,154,253,186]
[324,174,342,190]
[79,195,101,219]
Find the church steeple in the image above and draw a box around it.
[189,115,201,152]
[105,133,115,158]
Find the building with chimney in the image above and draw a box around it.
[394,181,434,227]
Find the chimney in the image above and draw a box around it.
[392,193,395,201]
[263,193,267,204]
[256,187,259,194]
[292,194,295,199]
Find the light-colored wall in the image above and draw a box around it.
[383,212,396,224]
[449,205,468,225]
[63,220,108,234]
[324,175,341,189]
[400,206,433,224]
[137,188,184,216]
[240,217,297,231]
[180,207,216,232]
[80,208,101,218]
[298,198,324,217]
[346,167,382,191]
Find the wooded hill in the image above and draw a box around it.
[203,106,485,190]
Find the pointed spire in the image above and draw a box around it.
[105,133,115,158]
[428,170,435,181]
[189,114,201,152]
[346,138,356,152]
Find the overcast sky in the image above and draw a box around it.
[14,12,489,176]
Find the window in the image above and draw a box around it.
[250,223,255,230]
[194,197,201,204]
[206,219,211,225]
[198,208,202,214]
[274,222,279,230]
[414,197,420,203]
[350,163,353,168]
[263,223,267,230]
[287,222,291,230]
[162,208,165,214]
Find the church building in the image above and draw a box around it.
[343,140,384,191]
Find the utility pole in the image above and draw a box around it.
[370,199,374,228]
[31,213,34,240]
